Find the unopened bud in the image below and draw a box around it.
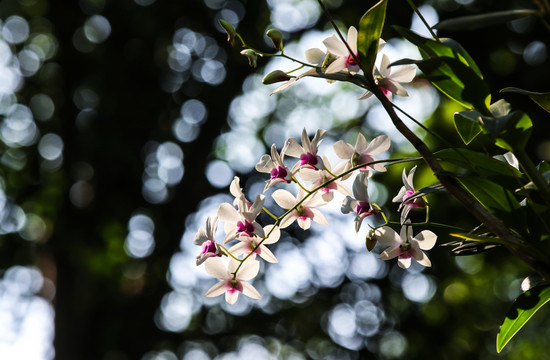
[262,70,294,84]
[366,230,377,251]
[219,19,237,47]
[266,29,283,51]
[240,49,258,68]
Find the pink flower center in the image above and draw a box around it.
[271,165,288,180]
[201,240,218,255]
[354,201,375,216]
[300,152,318,166]
[352,153,374,168]
[346,53,358,66]
[237,220,255,235]
[227,279,243,294]
[399,242,412,259]
[296,205,314,220]
[403,190,424,208]
[247,239,261,255]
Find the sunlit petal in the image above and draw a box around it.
[242,282,262,299]
[206,280,227,297]
[238,259,260,280]
[414,230,437,250]
[204,257,228,279]
[272,189,296,209]
[376,226,401,246]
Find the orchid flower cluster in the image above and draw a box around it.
[194,128,436,304]
[263,26,416,101]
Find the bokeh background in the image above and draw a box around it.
[0,0,549,359]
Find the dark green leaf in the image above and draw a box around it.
[454,110,483,144]
[497,285,550,353]
[434,9,537,31]
[481,111,533,151]
[393,27,482,77]
[501,87,550,113]
[392,57,490,112]
[436,148,522,178]
[357,0,387,79]
[458,176,525,233]
[442,239,501,256]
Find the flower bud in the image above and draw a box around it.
[266,29,283,51]
[366,230,377,251]
[219,19,237,47]
[262,70,294,85]
[240,49,258,68]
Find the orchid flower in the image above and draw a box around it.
[272,188,328,230]
[333,133,390,174]
[228,225,280,263]
[218,177,265,243]
[299,155,352,202]
[194,216,224,266]
[323,26,360,74]
[205,257,261,304]
[359,54,416,100]
[286,128,326,171]
[255,144,294,191]
[376,223,437,269]
[341,172,378,232]
[392,166,426,224]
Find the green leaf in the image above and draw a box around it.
[454,110,483,144]
[392,57,490,113]
[436,148,522,178]
[481,111,533,151]
[449,232,506,244]
[434,9,537,31]
[393,27,482,77]
[501,87,550,113]
[402,183,446,203]
[357,0,387,79]
[497,285,550,353]
[458,176,525,233]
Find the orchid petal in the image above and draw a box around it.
[323,35,348,57]
[379,245,401,260]
[376,226,401,246]
[225,290,239,304]
[389,65,416,83]
[259,245,278,263]
[238,259,260,281]
[414,230,437,250]
[204,257,228,279]
[241,281,262,299]
[365,135,390,155]
[398,256,412,269]
[272,189,296,209]
[205,280,228,297]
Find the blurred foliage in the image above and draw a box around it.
[0,0,549,359]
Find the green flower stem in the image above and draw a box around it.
[292,176,311,193]
[218,244,243,262]
[262,207,279,221]
[286,64,306,75]
[405,0,440,41]
[515,148,550,207]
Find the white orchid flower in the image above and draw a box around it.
[341,172,377,232]
[272,188,328,230]
[376,223,437,269]
[392,166,426,224]
[205,258,261,304]
[333,133,390,174]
